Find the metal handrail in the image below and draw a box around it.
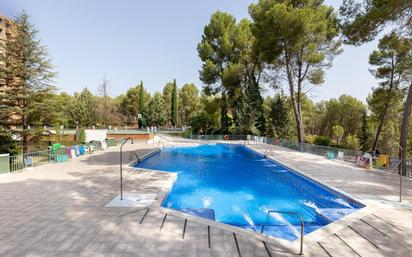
[263,147,274,158]
[265,210,304,255]
[129,151,141,163]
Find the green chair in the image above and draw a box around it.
[327,151,335,160]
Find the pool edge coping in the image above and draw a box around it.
[129,141,381,252]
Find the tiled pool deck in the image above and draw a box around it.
[0,139,411,257]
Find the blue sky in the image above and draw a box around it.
[0,0,379,102]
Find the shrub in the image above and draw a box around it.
[304,134,317,144]
[76,128,86,143]
[313,136,331,146]
[345,134,360,150]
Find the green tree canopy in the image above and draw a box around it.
[340,0,412,44]
[269,94,291,139]
[250,0,342,142]
[0,11,56,153]
[143,92,166,127]
[171,79,178,126]
[70,88,97,128]
[179,83,200,125]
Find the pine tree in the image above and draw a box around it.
[171,79,178,127]
[270,94,291,139]
[0,11,56,153]
[359,112,371,152]
[138,81,146,127]
[98,75,110,127]
[70,88,97,128]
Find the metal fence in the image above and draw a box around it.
[4,140,119,173]
[181,134,410,177]
[9,150,52,172]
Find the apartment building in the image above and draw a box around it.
[0,15,13,45]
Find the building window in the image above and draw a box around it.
[0,18,3,24]
[0,28,3,35]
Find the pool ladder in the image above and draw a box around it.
[263,147,274,158]
[260,210,304,255]
[129,151,141,163]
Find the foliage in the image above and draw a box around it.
[340,0,412,174]
[269,94,291,138]
[304,134,317,144]
[143,93,166,127]
[250,0,342,142]
[332,125,344,144]
[315,95,366,138]
[0,130,20,155]
[76,128,86,143]
[70,88,97,127]
[162,81,173,124]
[98,75,110,126]
[179,83,200,125]
[368,33,411,150]
[340,0,412,44]
[345,134,360,150]
[359,112,372,152]
[189,112,212,134]
[313,136,331,146]
[171,79,178,126]
[198,12,264,134]
[0,11,56,153]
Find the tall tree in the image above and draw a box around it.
[250,0,342,143]
[359,112,372,152]
[197,12,238,133]
[368,33,411,151]
[0,11,56,153]
[198,13,265,134]
[70,88,97,128]
[171,79,178,127]
[162,82,174,125]
[340,0,412,174]
[143,92,166,127]
[179,83,200,125]
[122,85,140,125]
[98,75,111,127]
[138,81,147,127]
[270,93,291,139]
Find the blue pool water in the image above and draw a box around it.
[135,144,363,240]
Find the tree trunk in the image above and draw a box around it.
[372,100,390,151]
[373,61,396,151]
[285,54,304,143]
[220,91,229,134]
[399,81,412,176]
[22,113,28,154]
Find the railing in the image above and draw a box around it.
[9,150,52,172]
[184,134,412,177]
[264,210,304,255]
[4,140,119,173]
[263,147,274,158]
[129,151,141,163]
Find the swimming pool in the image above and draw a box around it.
[134,144,363,240]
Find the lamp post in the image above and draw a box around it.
[120,137,133,200]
